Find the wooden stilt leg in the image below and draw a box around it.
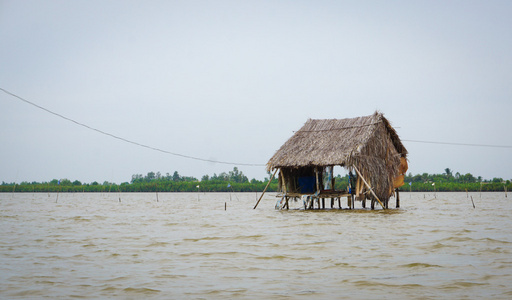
[353,166,385,209]
[371,199,375,210]
[396,189,400,208]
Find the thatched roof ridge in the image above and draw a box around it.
[267,111,407,171]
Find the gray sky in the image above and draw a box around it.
[1,0,511,184]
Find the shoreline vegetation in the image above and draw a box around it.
[1,167,510,193]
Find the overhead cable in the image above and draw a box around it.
[2,87,510,164]
[402,139,512,149]
[0,87,265,166]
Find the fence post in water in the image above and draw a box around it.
[396,189,400,208]
[224,202,226,211]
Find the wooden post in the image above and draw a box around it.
[315,167,321,194]
[356,177,361,199]
[253,169,278,209]
[353,166,385,209]
[396,189,400,208]
[331,166,335,191]
[282,172,287,194]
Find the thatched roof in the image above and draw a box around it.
[267,111,408,200]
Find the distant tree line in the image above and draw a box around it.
[1,167,510,193]
[0,167,279,193]
[403,168,511,192]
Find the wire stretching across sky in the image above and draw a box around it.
[2,87,511,164]
[0,87,266,167]
[402,139,512,149]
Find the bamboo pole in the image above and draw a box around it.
[353,166,385,209]
[315,167,321,194]
[253,169,278,209]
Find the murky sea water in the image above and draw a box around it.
[1,192,511,299]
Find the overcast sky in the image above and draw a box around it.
[1,0,511,184]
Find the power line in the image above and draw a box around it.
[2,87,510,160]
[402,139,512,149]
[0,87,266,167]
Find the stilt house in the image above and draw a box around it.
[266,111,408,209]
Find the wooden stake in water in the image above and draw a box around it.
[471,196,475,209]
[253,169,278,209]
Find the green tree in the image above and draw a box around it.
[146,172,156,181]
[172,171,181,182]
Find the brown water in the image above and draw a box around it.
[1,192,511,299]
